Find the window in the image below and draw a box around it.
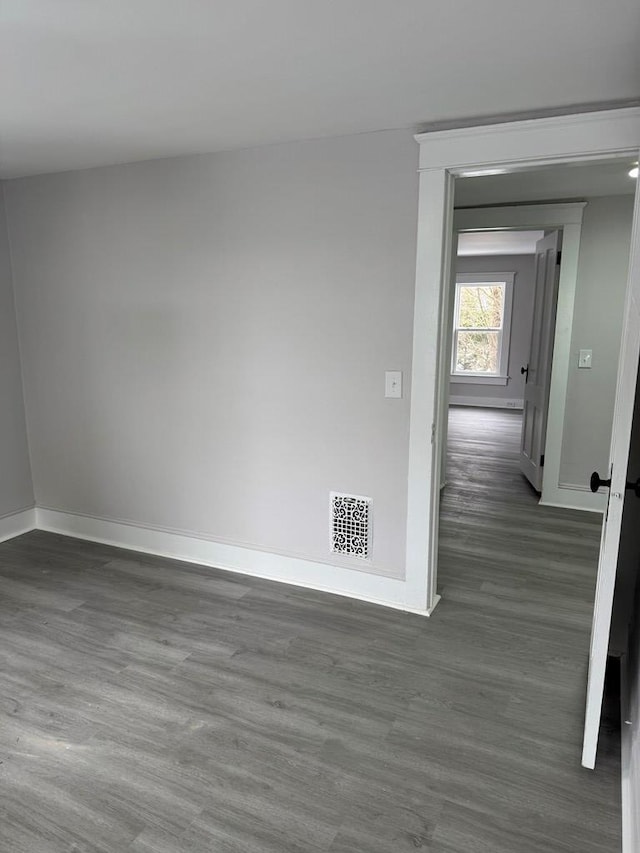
[451,272,514,384]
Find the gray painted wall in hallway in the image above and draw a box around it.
[559,195,634,489]
[0,187,33,517]
[4,130,417,578]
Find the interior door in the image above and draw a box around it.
[582,178,640,770]
[519,231,561,491]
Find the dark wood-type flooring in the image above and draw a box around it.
[0,406,621,851]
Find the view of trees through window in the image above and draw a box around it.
[453,283,505,374]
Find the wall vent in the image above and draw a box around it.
[330,493,372,559]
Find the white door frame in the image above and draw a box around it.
[451,202,607,513]
[405,107,640,615]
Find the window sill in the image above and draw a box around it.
[450,374,509,386]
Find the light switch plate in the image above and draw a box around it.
[578,349,593,369]
[385,370,402,398]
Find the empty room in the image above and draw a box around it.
[1,3,640,852]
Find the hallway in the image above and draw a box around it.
[439,406,603,627]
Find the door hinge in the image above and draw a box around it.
[540,454,545,467]
[431,423,436,444]
[556,251,562,265]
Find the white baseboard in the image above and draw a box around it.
[449,396,523,410]
[35,508,437,616]
[540,482,606,513]
[0,507,36,542]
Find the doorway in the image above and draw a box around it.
[403,111,640,621]
[445,225,563,497]
[437,157,637,577]
[432,159,637,518]
[417,142,640,772]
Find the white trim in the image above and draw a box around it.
[35,508,440,616]
[415,108,640,172]
[0,507,36,542]
[558,481,607,512]
[538,499,602,513]
[539,490,606,513]
[449,396,523,409]
[405,167,455,614]
[455,202,587,231]
[409,106,640,619]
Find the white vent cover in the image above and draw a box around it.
[330,492,372,559]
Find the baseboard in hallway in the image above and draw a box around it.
[449,396,523,409]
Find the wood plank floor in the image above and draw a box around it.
[0,406,621,852]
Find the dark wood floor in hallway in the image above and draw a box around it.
[0,405,621,852]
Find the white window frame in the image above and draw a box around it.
[450,271,514,385]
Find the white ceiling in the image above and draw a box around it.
[2,0,639,179]
[455,159,638,207]
[457,231,545,256]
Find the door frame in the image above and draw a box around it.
[405,107,640,615]
[449,203,601,511]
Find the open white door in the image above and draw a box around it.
[519,231,561,491]
[582,176,640,770]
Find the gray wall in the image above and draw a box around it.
[0,188,33,517]
[4,130,418,578]
[560,195,635,489]
[449,254,535,403]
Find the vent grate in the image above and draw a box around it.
[330,493,372,559]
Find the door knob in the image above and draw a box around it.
[521,365,529,382]
[590,471,611,493]
[590,472,640,497]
